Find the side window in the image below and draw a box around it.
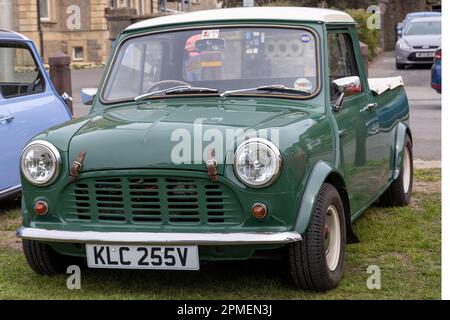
[327,32,360,100]
[0,44,45,99]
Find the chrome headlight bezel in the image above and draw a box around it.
[234,138,282,188]
[20,140,61,186]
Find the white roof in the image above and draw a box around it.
[126,7,355,31]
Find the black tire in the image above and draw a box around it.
[288,183,346,291]
[379,135,413,207]
[22,239,67,275]
[396,62,406,70]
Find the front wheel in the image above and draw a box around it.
[288,183,346,291]
[396,62,406,69]
[22,239,68,275]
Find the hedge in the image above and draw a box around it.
[345,9,380,60]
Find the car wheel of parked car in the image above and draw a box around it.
[396,62,406,69]
[288,183,346,291]
[379,135,413,207]
[22,239,67,275]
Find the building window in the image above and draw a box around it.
[112,0,131,7]
[39,0,51,21]
[138,0,146,15]
[73,47,84,61]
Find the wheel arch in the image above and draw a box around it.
[324,172,359,244]
[294,161,359,244]
[392,122,413,180]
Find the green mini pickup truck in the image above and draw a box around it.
[17,7,412,291]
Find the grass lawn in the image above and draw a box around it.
[0,169,441,300]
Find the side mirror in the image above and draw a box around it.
[396,22,404,37]
[61,92,73,105]
[331,76,362,112]
[81,88,98,106]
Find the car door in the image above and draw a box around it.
[327,29,389,214]
[0,40,71,194]
[0,85,16,192]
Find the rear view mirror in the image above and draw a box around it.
[195,38,225,53]
[81,88,98,106]
[332,76,361,111]
[61,92,72,105]
[396,22,404,38]
[333,76,362,96]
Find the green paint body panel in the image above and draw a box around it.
[20,17,411,261]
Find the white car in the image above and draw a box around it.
[395,16,441,69]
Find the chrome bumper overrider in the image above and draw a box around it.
[17,227,302,245]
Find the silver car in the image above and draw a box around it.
[395,16,441,69]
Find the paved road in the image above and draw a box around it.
[71,51,441,160]
[72,68,104,117]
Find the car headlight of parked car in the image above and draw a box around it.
[20,140,61,186]
[234,138,282,188]
[397,39,411,50]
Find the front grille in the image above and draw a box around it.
[61,176,243,226]
[412,46,439,49]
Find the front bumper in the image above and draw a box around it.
[17,227,301,245]
[396,47,435,64]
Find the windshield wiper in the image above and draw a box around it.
[257,85,311,95]
[135,85,218,102]
[220,85,310,98]
[165,86,219,95]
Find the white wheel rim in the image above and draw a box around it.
[324,205,341,272]
[402,147,411,194]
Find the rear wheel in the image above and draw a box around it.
[288,183,346,291]
[22,239,68,275]
[379,135,413,206]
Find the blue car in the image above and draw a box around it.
[431,48,441,94]
[0,30,72,199]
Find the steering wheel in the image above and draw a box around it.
[146,80,191,94]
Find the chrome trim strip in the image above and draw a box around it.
[0,185,21,196]
[17,227,301,245]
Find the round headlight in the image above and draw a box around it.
[20,140,61,186]
[234,138,282,188]
[397,39,410,50]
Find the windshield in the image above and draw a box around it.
[404,20,441,36]
[102,27,319,102]
[404,13,440,26]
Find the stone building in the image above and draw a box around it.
[164,0,221,11]
[1,0,158,64]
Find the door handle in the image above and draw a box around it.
[360,103,378,113]
[338,129,347,138]
[0,115,15,123]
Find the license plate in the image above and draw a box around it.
[86,244,200,270]
[416,52,435,58]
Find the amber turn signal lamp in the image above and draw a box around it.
[34,201,48,216]
[252,203,267,219]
